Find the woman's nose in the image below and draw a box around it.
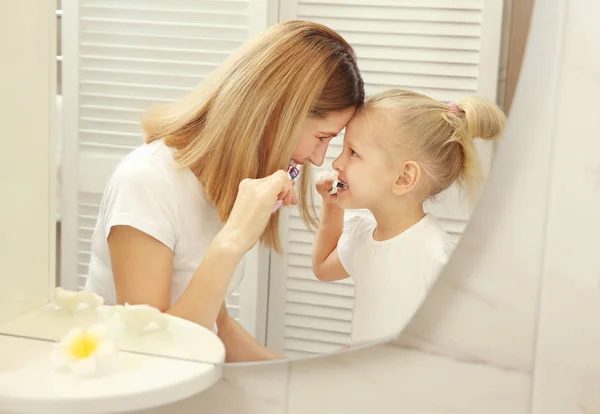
[308,143,328,167]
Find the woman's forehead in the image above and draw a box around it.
[316,108,356,133]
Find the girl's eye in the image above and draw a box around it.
[350,149,358,157]
[317,136,331,142]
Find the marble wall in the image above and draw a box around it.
[143,0,600,412]
[530,0,600,412]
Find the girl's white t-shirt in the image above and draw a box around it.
[337,214,455,346]
[85,140,245,306]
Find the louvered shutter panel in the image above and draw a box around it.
[60,0,268,332]
[267,0,504,357]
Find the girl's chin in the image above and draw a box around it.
[334,192,353,208]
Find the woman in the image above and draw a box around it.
[85,20,364,362]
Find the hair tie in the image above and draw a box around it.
[448,102,460,114]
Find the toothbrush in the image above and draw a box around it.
[317,170,348,195]
[329,180,348,195]
[272,161,300,213]
[328,171,348,195]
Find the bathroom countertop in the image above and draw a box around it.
[0,303,225,414]
[0,334,222,414]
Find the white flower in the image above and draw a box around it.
[109,303,170,335]
[51,324,118,377]
[52,287,104,314]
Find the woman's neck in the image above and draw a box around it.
[370,200,425,242]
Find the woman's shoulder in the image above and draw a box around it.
[111,141,183,187]
[97,141,183,251]
[117,140,174,170]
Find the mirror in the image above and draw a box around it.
[2,0,534,366]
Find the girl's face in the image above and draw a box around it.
[292,109,356,166]
[332,111,401,210]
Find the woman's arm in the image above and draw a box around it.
[218,316,284,362]
[110,170,294,332]
[109,224,246,329]
[216,303,284,362]
[110,229,283,361]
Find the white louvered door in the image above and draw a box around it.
[267,0,505,357]
[60,0,269,335]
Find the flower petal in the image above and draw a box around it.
[94,340,117,358]
[70,357,97,377]
[116,304,170,333]
[50,345,70,371]
[87,324,109,339]
[59,328,84,346]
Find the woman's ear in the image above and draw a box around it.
[392,161,421,196]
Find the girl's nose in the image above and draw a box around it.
[332,153,344,171]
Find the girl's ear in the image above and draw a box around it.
[392,161,420,196]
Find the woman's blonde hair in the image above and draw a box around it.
[365,89,506,202]
[142,21,364,251]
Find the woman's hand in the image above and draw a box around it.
[280,180,298,207]
[217,170,294,253]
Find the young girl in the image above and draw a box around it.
[312,89,506,346]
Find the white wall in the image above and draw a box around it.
[0,2,56,323]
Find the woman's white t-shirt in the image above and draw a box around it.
[337,214,455,346]
[85,140,245,306]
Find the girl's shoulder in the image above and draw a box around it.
[343,213,376,237]
[419,214,457,260]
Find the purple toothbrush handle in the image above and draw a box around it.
[272,161,299,213]
[272,200,284,212]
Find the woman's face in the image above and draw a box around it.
[292,109,356,166]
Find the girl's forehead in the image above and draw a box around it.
[346,110,371,134]
[346,109,388,143]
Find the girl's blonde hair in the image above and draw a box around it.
[365,89,506,202]
[142,21,364,251]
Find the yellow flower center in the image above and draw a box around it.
[67,333,99,359]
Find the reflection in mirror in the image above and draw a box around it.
[2,1,536,367]
[301,92,505,351]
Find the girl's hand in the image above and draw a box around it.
[316,170,340,205]
[217,170,294,254]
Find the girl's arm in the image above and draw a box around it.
[312,176,350,281]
